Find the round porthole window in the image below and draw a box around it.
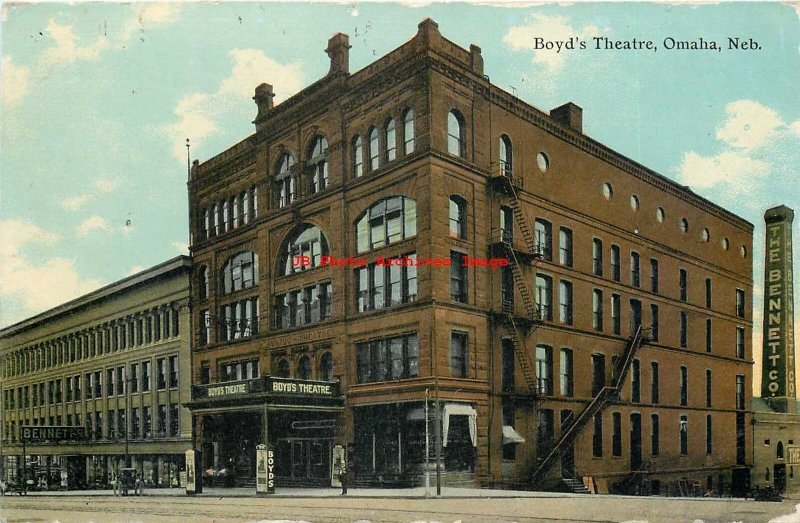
[537,152,549,173]
[630,195,640,212]
[602,183,613,200]
[680,218,689,233]
[702,228,710,242]
[722,237,730,250]
[656,207,665,223]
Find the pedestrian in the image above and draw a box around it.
[339,466,348,495]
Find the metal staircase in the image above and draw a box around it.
[490,164,543,396]
[530,325,651,486]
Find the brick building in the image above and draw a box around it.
[186,19,754,493]
[0,256,192,489]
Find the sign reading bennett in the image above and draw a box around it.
[761,205,796,412]
[21,425,87,443]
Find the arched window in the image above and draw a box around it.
[199,266,210,300]
[221,252,258,294]
[279,224,329,275]
[274,152,295,208]
[203,208,210,239]
[385,118,396,162]
[222,199,230,232]
[242,190,251,224]
[352,135,363,178]
[319,352,334,381]
[369,127,380,171]
[212,203,220,236]
[447,110,466,158]
[231,195,239,228]
[403,108,415,154]
[778,441,785,459]
[500,205,513,242]
[449,195,467,239]
[308,136,328,194]
[499,134,513,176]
[356,196,417,253]
[298,355,312,380]
[276,358,290,378]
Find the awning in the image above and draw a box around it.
[502,425,525,445]
[442,403,477,448]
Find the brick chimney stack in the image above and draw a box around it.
[253,83,275,130]
[326,33,351,76]
[550,102,583,133]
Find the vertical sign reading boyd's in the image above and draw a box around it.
[761,205,796,411]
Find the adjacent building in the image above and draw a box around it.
[186,19,754,494]
[0,256,192,488]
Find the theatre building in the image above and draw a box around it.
[187,19,753,492]
[0,257,192,488]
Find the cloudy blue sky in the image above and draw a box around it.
[2,2,799,391]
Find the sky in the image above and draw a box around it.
[1,1,799,394]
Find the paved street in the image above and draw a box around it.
[1,488,799,523]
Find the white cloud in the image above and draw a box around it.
[2,56,31,108]
[0,220,101,327]
[163,49,304,163]
[93,177,119,193]
[76,215,112,237]
[40,20,110,66]
[503,14,605,74]
[172,241,189,254]
[677,150,769,190]
[676,100,800,194]
[62,194,93,211]
[715,100,784,150]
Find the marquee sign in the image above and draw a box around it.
[761,206,796,407]
[20,425,87,443]
[193,376,340,401]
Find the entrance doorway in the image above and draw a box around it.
[275,439,332,486]
[774,464,787,493]
[630,413,642,469]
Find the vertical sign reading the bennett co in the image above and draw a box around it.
[761,205,796,410]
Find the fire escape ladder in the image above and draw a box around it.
[530,325,650,486]
[506,315,538,395]
[506,186,538,257]
[506,247,539,322]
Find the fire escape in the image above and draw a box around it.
[489,163,544,399]
[530,324,651,487]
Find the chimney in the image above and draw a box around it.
[416,18,441,49]
[550,102,583,133]
[253,83,275,128]
[326,33,351,76]
[469,44,484,76]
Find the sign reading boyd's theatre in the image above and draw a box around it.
[194,376,340,401]
[761,205,796,408]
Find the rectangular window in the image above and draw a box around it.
[558,227,573,267]
[536,274,553,321]
[736,374,746,410]
[592,239,603,276]
[680,311,688,348]
[612,412,622,457]
[609,294,620,335]
[170,404,180,436]
[736,327,746,359]
[108,410,115,439]
[679,269,688,302]
[650,258,659,294]
[534,219,552,261]
[157,405,167,436]
[651,414,660,455]
[706,369,713,408]
[502,340,514,392]
[131,407,140,438]
[169,355,178,388]
[450,331,468,378]
[116,366,124,396]
[650,304,659,342]
[680,415,688,455]
[130,364,138,393]
[355,257,416,312]
[450,251,467,303]
[592,289,603,331]
[143,406,152,438]
[536,409,555,457]
[631,359,640,403]
[93,371,101,398]
[593,412,603,457]
[736,289,746,318]
[631,252,641,288]
[705,278,712,308]
[706,318,712,353]
[706,415,713,455]
[157,358,166,390]
[356,333,419,383]
[118,409,125,438]
[535,345,553,395]
[560,348,573,397]
[559,280,573,325]
[106,368,114,397]
[651,361,659,404]
[680,366,688,406]
[94,411,102,440]
[142,361,151,392]
[610,245,620,282]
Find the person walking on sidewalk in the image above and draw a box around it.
[339,466,348,495]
